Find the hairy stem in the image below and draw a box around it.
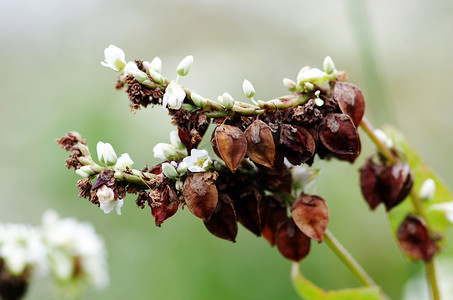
[359,117,440,300]
[324,230,376,287]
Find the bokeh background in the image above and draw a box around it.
[1,0,453,299]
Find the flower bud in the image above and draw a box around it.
[190,92,207,108]
[175,180,184,191]
[76,168,90,178]
[220,92,235,109]
[177,161,188,174]
[242,79,255,98]
[323,56,336,75]
[97,142,118,166]
[149,57,162,73]
[419,178,435,200]
[170,131,185,150]
[303,82,314,91]
[162,162,178,179]
[131,69,149,83]
[374,129,393,148]
[153,143,177,160]
[148,68,164,84]
[314,98,324,107]
[297,67,327,86]
[115,153,134,171]
[283,78,297,91]
[176,55,194,76]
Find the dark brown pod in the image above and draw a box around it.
[275,218,311,262]
[213,125,247,173]
[151,186,179,226]
[332,82,365,127]
[397,215,437,262]
[380,163,414,211]
[0,261,29,300]
[204,194,238,242]
[254,149,285,175]
[183,172,219,221]
[244,120,276,168]
[233,187,262,236]
[319,113,361,162]
[279,124,316,165]
[291,194,329,243]
[359,158,382,210]
[259,196,287,246]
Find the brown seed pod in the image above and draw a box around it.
[319,113,361,162]
[259,196,287,246]
[212,125,247,173]
[332,82,365,127]
[380,163,414,211]
[183,172,219,221]
[275,218,311,262]
[291,194,329,243]
[0,261,29,300]
[244,120,276,168]
[279,124,316,165]
[233,187,263,236]
[397,215,437,262]
[151,186,179,227]
[204,194,238,242]
[359,158,383,210]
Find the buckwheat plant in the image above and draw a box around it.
[56,44,453,300]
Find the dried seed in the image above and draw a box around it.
[183,172,219,221]
[244,120,276,168]
[204,194,238,242]
[233,187,263,236]
[291,194,329,243]
[332,82,365,127]
[259,196,287,246]
[380,163,414,211]
[213,125,247,173]
[280,124,316,165]
[397,215,437,262]
[151,186,179,226]
[359,158,382,210]
[275,218,311,262]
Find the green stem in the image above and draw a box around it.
[324,230,376,287]
[359,116,440,300]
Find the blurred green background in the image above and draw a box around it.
[1,0,452,299]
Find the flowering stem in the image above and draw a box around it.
[323,229,376,287]
[359,116,440,300]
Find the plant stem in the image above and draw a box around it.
[359,116,440,300]
[324,229,376,287]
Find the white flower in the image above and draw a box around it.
[153,143,177,160]
[0,223,48,277]
[101,45,126,72]
[97,142,118,166]
[162,81,186,110]
[176,55,194,76]
[96,185,123,215]
[419,178,436,200]
[170,130,185,150]
[115,153,134,171]
[162,162,178,179]
[182,149,212,172]
[122,61,140,76]
[144,57,162,73]
[242,79,255,98]
[290,165,319,192]
[41,210,109,290]
[297,67,328,86]
[430,202,453,223]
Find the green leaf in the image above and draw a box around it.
[291,263,385,300]
[384,126,453,252]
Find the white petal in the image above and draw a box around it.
[115,199,124,215]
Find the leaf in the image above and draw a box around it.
[384,125,453,252]
[291,194,329,243]
[291,263,385,300]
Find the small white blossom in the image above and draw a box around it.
[41,210,109,290]
[97,142,118,166]
[323,56,336,75]
[115,153,134,171]
[220,92,235,109]
[122,61,140,76]
[242,79,255,98]
[97,185,123,215]
[0,223,48,277]
[190,92,207,108]
[170,130,185,150]
[183,149,212,172]
[419,178,436,200]
[101,45,126,72]
[374,129,394,148]
[176,55,194,76]
[163,81,186,109]
[177,161,188,174]
[430,202,453,223]
[144,57,162,73]
[283,78,297,91]
[153,143,178,160]
[162,162,178,179]
[290,165,319,192]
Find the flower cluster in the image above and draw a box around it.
[0,210,108,300]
